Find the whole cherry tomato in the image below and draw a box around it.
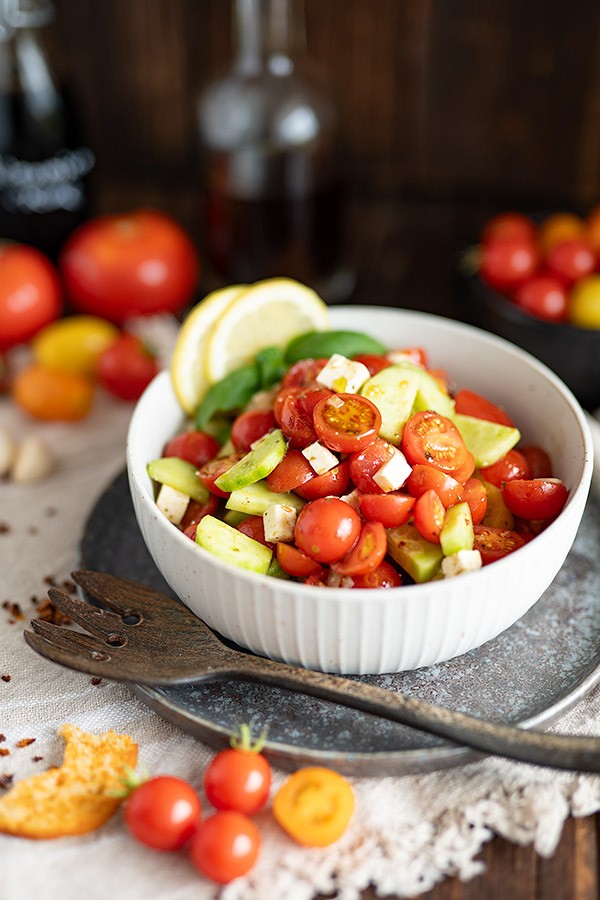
[163,430,220,467]
[124,775,201,851]
[481,212,536,245]
[568,275,600,328]
[479,237,538,292]
[60,209,199,323]
[502,478,568,520]
[190,811,261,884]
[32,315,119,377]
[294,497,361,564]
[538,213,586,257]
[12,365,94,421]
[231,409,276,452]
[546,239,595,286]
[203,725,272,815]
[98,333,159,401]
[513,275,568,323]
[0,244,62,351]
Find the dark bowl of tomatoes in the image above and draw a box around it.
[463,209,600,411]
[127,306,593,675]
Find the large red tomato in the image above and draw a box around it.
[0,244,62,351]
[60,209,199,322]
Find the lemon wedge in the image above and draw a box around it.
[170,285,246,414]
[204,278,330,384]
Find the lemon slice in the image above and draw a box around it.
[204,278,330,383]
[171,285,246,414]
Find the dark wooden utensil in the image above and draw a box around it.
[23,570,600,773]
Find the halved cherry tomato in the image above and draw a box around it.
[276,542,325,577]
[313,393,382,454]
[281,357,328,389]
[279,388,331,448]
[163,430,220,467]
[190,811,260,884]
[479,237,538,292]
[274,386,302,425]
[294,459,351,500]
[461,478,488,525]
[266,448,314,492]
[413,489,445,543]
[358,492,415,528]
[401,411,473,480]
[454,389,513,427]
[480,449,531,487]
[231,409,276,452]
[294,497,361,564]
[273,767,354,848]
[502,478,568,520]
[181,494,219,529]
[520,445,553,478]
[124,775,201,851]
[546,239,595,286]
[330,521,387,576]
[352,560,402,588]
[481,212,536,245]
[237,515,274,548]
[406,465,462,508]
[513,275,569,323]
[349,438,396,494]
[197,453,244,498]
[473,524,527,564]
[352,354,391,375]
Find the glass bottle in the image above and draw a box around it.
[0,0,94,257]
[197,0,353,303]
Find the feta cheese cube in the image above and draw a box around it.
[386,350,424,367]
[372,449,412,492]
[339,488,362,510]
[441,549,483,578]
[316,354,370,394]
[263,504,298,542]
[302,441,339,475]
[156,483,190,525]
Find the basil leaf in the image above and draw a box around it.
[195,364,260,430]
[255,346,287,389]
[284,330,387,364]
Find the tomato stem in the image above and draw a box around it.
[109,763,150,798]
[230,723,269,754]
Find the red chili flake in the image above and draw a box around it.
[1,675,11,683]
[2,601,23,621]
[16,738,36,748]
[0,749,9,757]
[0,774,14,789]
[90,677,103,686]
[32,756,44,763]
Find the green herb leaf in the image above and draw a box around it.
[255,346,287,389]
[195,364,261,430]
[284,330,387,364]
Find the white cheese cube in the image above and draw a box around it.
[386,350,424,367]
[302,441,339,475]
[339,488,362,510]
[441,549,483,578]
[156,483,190,525]
[372,449,412,492]
[316,354,370,394]
[263,504,298,543]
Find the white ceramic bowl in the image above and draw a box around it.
[127,307,593,674]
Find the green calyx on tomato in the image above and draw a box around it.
[229,722,269,754]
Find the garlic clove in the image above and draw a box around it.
[0,427,18,477]
[12,435,55,483]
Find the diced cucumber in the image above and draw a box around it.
[226,480,305,516]
[478,476,515,528]
[360,364,421,445]
[223,508,248,527]
[440,501,474,556]
[412,369,455,419]
[386,523,444,583]
[214,429,287,492]
[147,457,209,503]
[195,515,272,574]
[454,414,520,468]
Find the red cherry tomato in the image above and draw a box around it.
[0,244,62,351]
[349,438,396,494]
[460,478,488,525]
[454,389,514,427]
[313,393,382,454]
[163,430,220,467]
[358,492,415,528]
[279,388,331,448]
[412,489,445,543]
[231,409,276,452]
[294,497,361,563]
[276,542,325,577]
[352,560,402,588]
[197,453,244,498]
[204,742,271,815]
[124,776,201,851]
[502,478,568,520]
[513,275,569,323]
[180,494,219,530]
[479,237,538,292]
[98,333,159,401]
[190,811,260,884]
[330,521,387,576]
[266,448,314,492]
[546,239,595,286]
[237,515,274,548]
[273,386,302,426]
[473,524,527,564]
[352,354,391,375]
[281,357,328,389]
[294,459,351,500]
[60,209,199,323]
[481,212,537,245]
[401,411,473,480]
[406,465,462,508]
[480,449,531,487]
[520,445,553,478]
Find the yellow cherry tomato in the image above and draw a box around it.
[568,275,600,329]
[32,315,120,377]
[272,766,354,847]
[12,365,94,421]
[538,213,586,258]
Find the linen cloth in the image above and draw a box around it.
[1,340,600,900]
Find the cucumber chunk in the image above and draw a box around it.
[147,457,209,503]
[214,429,287,492]
[454,413,520,468]
[226,480,305,516]
[412,369,455,419]
[360,364,421,445]
[195,515,272,574]
[478,476,515,528]
[386,523,444,583]
[440,501,474,556]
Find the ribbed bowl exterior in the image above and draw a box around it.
[127,308,593,674]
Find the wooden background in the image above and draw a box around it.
[51,0,600,316]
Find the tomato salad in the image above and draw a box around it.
[148,330,569,588]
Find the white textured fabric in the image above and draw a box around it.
[1,356,600,900]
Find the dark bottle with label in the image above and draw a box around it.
[0,0,94,257]
[197,0,353,303]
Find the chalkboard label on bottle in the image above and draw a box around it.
[0,146,95,214]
